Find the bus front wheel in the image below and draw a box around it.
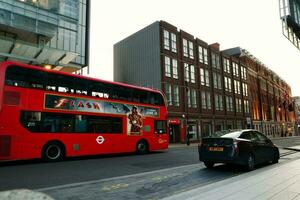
[136,140,149,154]
[42,141,65,162]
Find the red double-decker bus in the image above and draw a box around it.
[0,61,168,162]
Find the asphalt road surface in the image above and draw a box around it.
[0,146,199,191]
[1,137,300,200]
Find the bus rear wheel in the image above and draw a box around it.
[136,140,149,155]
[42,142,65,162]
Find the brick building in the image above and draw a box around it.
[224,47,296,137]
[114,20,295,143]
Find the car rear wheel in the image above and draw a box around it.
[204,161,214,168]
[245,154,255,171]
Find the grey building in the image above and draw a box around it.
[0,0,90,73]
[114,21,161,89]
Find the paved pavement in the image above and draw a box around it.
[164,146,300,200]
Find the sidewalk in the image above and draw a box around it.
[164,151,300,200]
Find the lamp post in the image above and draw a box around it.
[184,65,190,146]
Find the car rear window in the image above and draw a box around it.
[210,130,242,138]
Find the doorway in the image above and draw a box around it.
[169,124,181,143]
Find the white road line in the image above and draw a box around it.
[36,163,200,192]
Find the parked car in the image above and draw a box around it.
[198,129,279,171]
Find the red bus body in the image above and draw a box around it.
[0,61,168,161]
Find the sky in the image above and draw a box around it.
[89,0,300,96]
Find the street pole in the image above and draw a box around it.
[184,65,190,146]
[186,85,190,146]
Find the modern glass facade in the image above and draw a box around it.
[0,0,90,72]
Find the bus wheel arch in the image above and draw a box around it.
[136,139,149,154]
[42,140,66,162]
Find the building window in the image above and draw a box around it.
[234,80,241,94]
[201,91,206,109]
[241,66,247,80]
[200,68,210,87]
[171,33,177,53]
[184,63,189,82]
[201,91,211,109]
[211,52,220,69]
[233,62,239,77]
[236,98,242,113]
[223,58,230,73]
[174,85,179,106]
[189,41,194,59]
[183,38,194,59]
[198,46,204,63]
[215,94,223,111]
[163,30,170,50]
[226,96,234,112]
[164,56,171,77]
[172,59,178,79]
[213,72,222,90]
[203,48,208,64]
[191,89,197,108]
[244,100,250,113]
[184,64,195,83]
[200,68,205,85]
[224,76,232,92]
[205,70,210,87]
[190,65,195,83]
[242,83,248,96]
[166,83,172,106]
[183,39,188,57]
[187,88,191,108]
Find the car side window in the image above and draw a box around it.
[250,131,260,141]
[255,131,268,142]
[239,132,252,140]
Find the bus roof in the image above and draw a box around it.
[1,61,163,96]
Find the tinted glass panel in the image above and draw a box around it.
[20,111,123,134]
[154,120,167,134]
[239,132,252,140]
[6,65,164,106]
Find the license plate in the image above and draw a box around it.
[208,147,224,152]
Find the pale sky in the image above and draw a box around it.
[89,0,300,96]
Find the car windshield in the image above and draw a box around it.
[210,129,242,138]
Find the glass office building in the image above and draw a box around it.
[0,0,90,73]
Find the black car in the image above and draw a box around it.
[198,129,279,171]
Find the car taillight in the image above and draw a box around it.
[0,135,11,157]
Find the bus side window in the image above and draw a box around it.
[46,86,56,91]
[154,120,167,134]
[58,87,68,93]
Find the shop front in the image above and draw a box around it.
[168,119,182,143]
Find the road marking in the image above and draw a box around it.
[36,164,200,192]
[151,173,180,181]
[101,183,129,191]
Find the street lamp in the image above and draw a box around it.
[184,64,190,146]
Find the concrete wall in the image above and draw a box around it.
[113,21,161,90]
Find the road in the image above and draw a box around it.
[0,146,199,191]
[1,137,300,199]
